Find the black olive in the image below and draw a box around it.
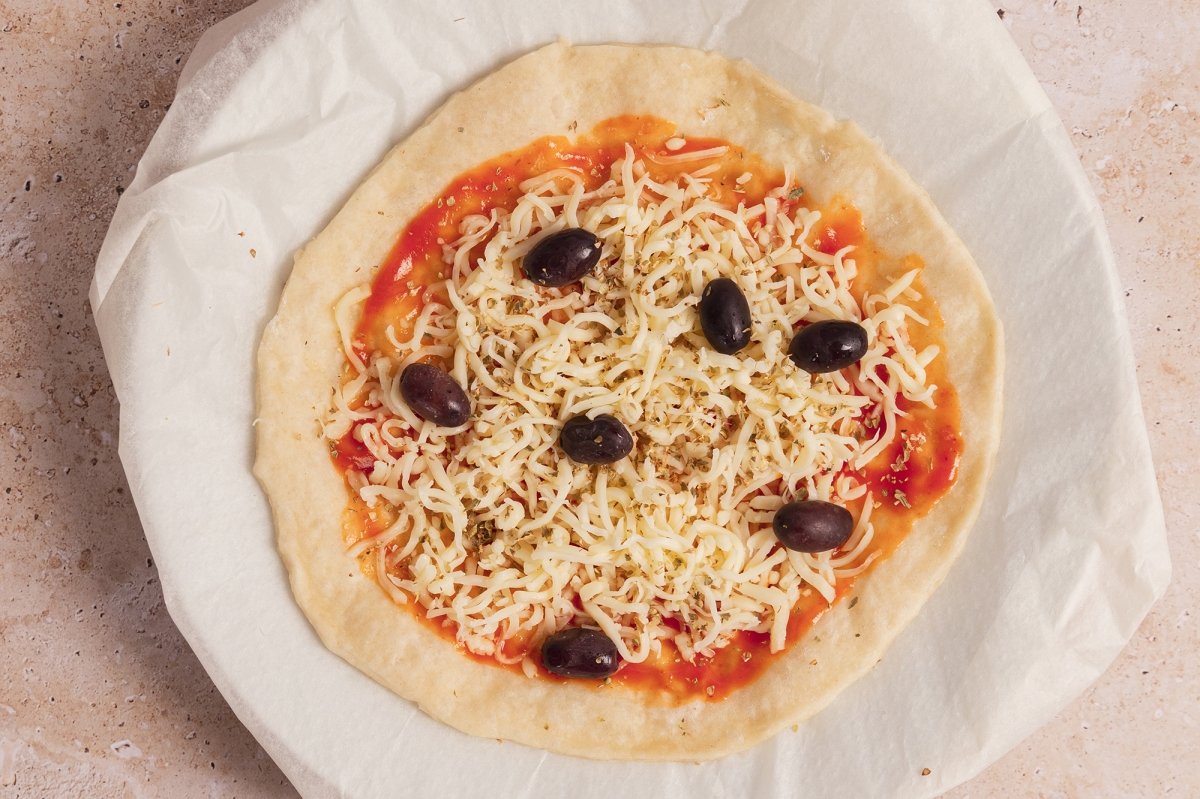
[788,320,869,373]
[698,277,752,354]
[559,414,633,465]
[399,363,471,427]
[541,627,620,679]
[771,499,855,553]
[521,227,603,287]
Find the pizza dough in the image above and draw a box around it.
[254,42,1003,760]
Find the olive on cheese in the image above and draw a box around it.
[559,414,634,465]
[788,320,869,373]
[771,499,855,553]
[698,277,753,355]
[399,363,471,427]
[541,628,620,679]
[522,228,603,287]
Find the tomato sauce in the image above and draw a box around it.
[333,116,961,702]
[812,199,866,256]
[332,420,377,473]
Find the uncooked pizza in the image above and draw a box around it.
[255,42,1003,760]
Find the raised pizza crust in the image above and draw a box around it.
[254,42,1003,760]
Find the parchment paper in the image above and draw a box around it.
[89,0,1171,796]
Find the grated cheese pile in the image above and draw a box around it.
[326,144,940,673]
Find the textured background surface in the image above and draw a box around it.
[0,0,1195,796]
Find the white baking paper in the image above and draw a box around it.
[89,0,1171,796]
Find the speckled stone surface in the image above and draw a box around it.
[0,1,1194,796]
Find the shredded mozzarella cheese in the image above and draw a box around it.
[327,148,937,667]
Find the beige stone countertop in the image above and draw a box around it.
[1,1,1195,796]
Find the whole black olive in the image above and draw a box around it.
[521,228,603,287]
[698,277,752,354]
[399,363,471,427]
[541,627,620,679]
[559,414,634,465]
[771,499,855,553]
[788,320,869,374]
